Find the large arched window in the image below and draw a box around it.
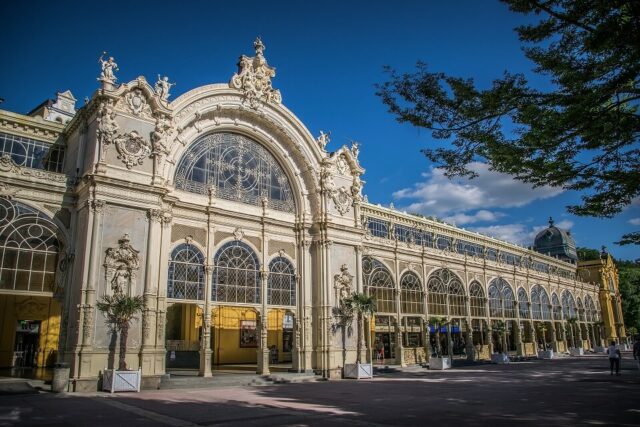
[427,269,466,317]
[212,240,260,304]
[469,281,486,317]
[168,244,205,300]
[488,277,516,318]
[268,257,296,306]
[175,133,295,213]
[531,285,551,320]
[585,295,598,322]
[518,288,530,319]
[551,293,562,320]
[0,197,60,293]
[561,291,577,319]
[400,271,423,314]
[363,257,394,313]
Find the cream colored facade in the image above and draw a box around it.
[0,40,618,391]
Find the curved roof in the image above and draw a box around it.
[533,217,577,262]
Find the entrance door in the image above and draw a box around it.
[14,321,40,368]
[375,332,396,359]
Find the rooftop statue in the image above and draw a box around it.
[98,52,119,86]
[230,37,282,108]
[155,75,175,101]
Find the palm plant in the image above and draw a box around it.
[492,320,508,353]
[97,292,144,370]
[429,316,448,357]
[566,317,578,348]
[593,320,605,345]
[536,322,548,350]
[349,293,376,363]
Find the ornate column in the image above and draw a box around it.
[77,199,105,378]
[198,264,213,377]
[465,317,474,361]
[515,301,524,356]
[394,254,405,367]
[257,272,270,376]
[141,209,162,364]
[154,210,172,374]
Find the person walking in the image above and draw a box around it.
[608,340,621,376]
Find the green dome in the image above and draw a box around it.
[533,217,577,263]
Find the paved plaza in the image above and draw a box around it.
[1,353,639,427]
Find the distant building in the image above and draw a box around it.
[0,39,626,391]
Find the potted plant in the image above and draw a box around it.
[97,291,144,392]
[428,316,451,370]
[491,320,509,364]
[536,323,553,359]
[593,320,606,352]
[341,292,376,379]
[566,317,583,356]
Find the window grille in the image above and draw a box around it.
[576,297,585,321]
[175,133,295,213]
[551,293,562,320]
[517,288,530,318]
[363,256,394,313]
[530,285,551,320]
[561,291,576,319]
[469,282,486,317]
[167,244,205,300]
[0,132,65,172]
[268,257,296,306]
[488,277,516,318]
[0,197,60,293]
[366,217,389,238]
[427,268,465,317]
[212,240,261,304]
[400,271,423,314]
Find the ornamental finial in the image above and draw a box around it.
[254,36,265,57]
[548,216,554,227]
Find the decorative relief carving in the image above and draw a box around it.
[233,227,244,241]
[148,208,163,223]
[104,234,140,295]
[316,131,330,150]
[229,37,282,108]
[0,154,68,183]
[331,187,352,215]
[336,155,349,175]
[150,113,173,156]
[96,101,119,159]
[82,306,94,343]
[90,200,106,213]
[113,130,152,169]
[123,89,153,118]
[334,264,354,302]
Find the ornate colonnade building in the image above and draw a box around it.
[0,39,626,390]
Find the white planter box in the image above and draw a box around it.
[344,363,373,379]
[103,368,141,393]
[594,346,606,353]
[538,350,554,359]
[429,357,451,370]
[491,353,509,364]
[569,347,584,356]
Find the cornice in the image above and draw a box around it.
[0,109,65,142]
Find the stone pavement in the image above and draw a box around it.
[1,353,639,426]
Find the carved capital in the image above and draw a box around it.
[91,200,106,213]
[148,208,163,223]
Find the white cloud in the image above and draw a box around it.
[392,162,564,216]
[470,220,574,246]
[443,210,504,226]
[629,218,640,226]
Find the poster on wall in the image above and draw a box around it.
[239,320,258,348]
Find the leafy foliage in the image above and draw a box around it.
[97,292,144,370]
[377,0,639,241]
[429,316,449,357]
[618,259,640,332]
[577,247,601,261]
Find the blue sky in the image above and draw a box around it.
[1,0,637,260]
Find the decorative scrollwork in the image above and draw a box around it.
[113,130,152,169]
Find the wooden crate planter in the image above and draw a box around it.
[343,363,373,379]
[103,368,141,393]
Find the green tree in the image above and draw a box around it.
[97,292,144,370]
[349,293,377,364]
[429,316,449,357]
[577,247,601,261]
[618,259,640,332]
[377,0,639,244]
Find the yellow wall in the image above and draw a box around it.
[0,295,60,368]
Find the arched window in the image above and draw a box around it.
[551,293,562,320]
[0,197,61,293]
[175,133,295,213]
[268,257,296,306]
[363,257,394,313]
[585,295,598,322]
[469,281,486,317]
[427,268,465,317]
[400,271,423,314]
[518,288,530,319]
[212,240,260,304]
[561,291,576,319]
[531,285,551,320]
[488,277,516,318]
[168,244,205,300]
